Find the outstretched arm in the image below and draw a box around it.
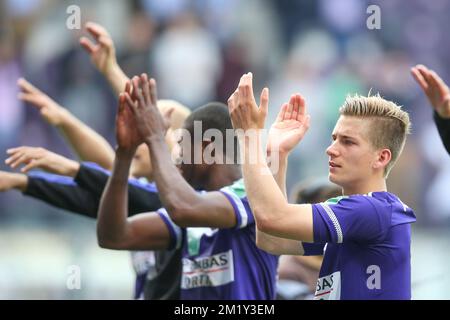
[17,78,115,169]
[411,64,450,154]
[79,22,129,97]
[5,146,80,176]
[121,75,237,228]
[228,73,313,242]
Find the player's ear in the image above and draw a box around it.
[373,148,391,171]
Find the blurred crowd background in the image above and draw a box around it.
[1,0,450,299]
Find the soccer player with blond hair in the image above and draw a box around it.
[228,73,416,299]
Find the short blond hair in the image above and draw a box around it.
[339,93,411,177]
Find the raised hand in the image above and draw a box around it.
[227,72,269,131]
[17,78,68,126]
[79,22,118,75]
[123,74,167,141]
[116,82,142,152]
[267,94,311,156]
[411,64,450,119]
[5,146,80,176]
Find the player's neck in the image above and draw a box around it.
[204,164,241,191]
[342,177,387,196]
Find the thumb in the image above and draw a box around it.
[260,88,269,115]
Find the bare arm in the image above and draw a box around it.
[228,73,313,242]
[257,98,312,254]
[97,94,170,250]
[17,78,115,169]
[0,171,28,192]
[79,22,129,97]
[97,149,170,250]
[124,75,237,228]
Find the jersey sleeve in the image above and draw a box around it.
[434,111,450,155]
[311,195,391,244]
[218,179,255,229]
[301,242,326,256]
[24,171,99,218]
[156,208,183,250]
[75,162,162,215]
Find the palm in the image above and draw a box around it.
[116,98,142,150]
[268,118,308,154]
[116,117,141,150]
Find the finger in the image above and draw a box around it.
[85,22,108,39]
[124,81,131,95]
[298,95,306,117]
[124,92,137,114]
[21,159,39,173]
[292,94,300,120]
[79,37,97,54]
[141,74,150,105]
[276,103,288,122]
[131,76,144,106]
[238,75,248,102]
[411,67,428,91]
[9,153,31,169]
[429,70,450,97]
[98,35,113,51]
[5,150,24,165]
[118,93,125,114]
[227,92,237,113]
[17,78,40,94]
[17,93,43,108]
[259,87,269,116]
[244,73,253,102]
[284,95,295,120]
[6,147,21,155]
[149,78,158,107]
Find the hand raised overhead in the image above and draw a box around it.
[411,64,450,119]
[17,78,67,126]
[267,94,311,155]
[79,22,117,75]
[122,74,167,141]
[227,72,269,131]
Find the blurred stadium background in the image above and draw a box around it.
[1,0,450,299]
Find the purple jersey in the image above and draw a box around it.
[305,192,416,300]
[157,179,279,300]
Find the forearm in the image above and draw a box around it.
[104,63,129,97]
[241,134,313,241]
[57,110,115,170]
[1,172,28,192]
[97,149,133,245]
[256,228,304,255]
[146,136,199,215]
[241,133,289,223]
[268,150,288,198]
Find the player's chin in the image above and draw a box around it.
[328,172,339,184]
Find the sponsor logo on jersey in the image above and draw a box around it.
[314,271,341,300]
[182,250,234,289]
